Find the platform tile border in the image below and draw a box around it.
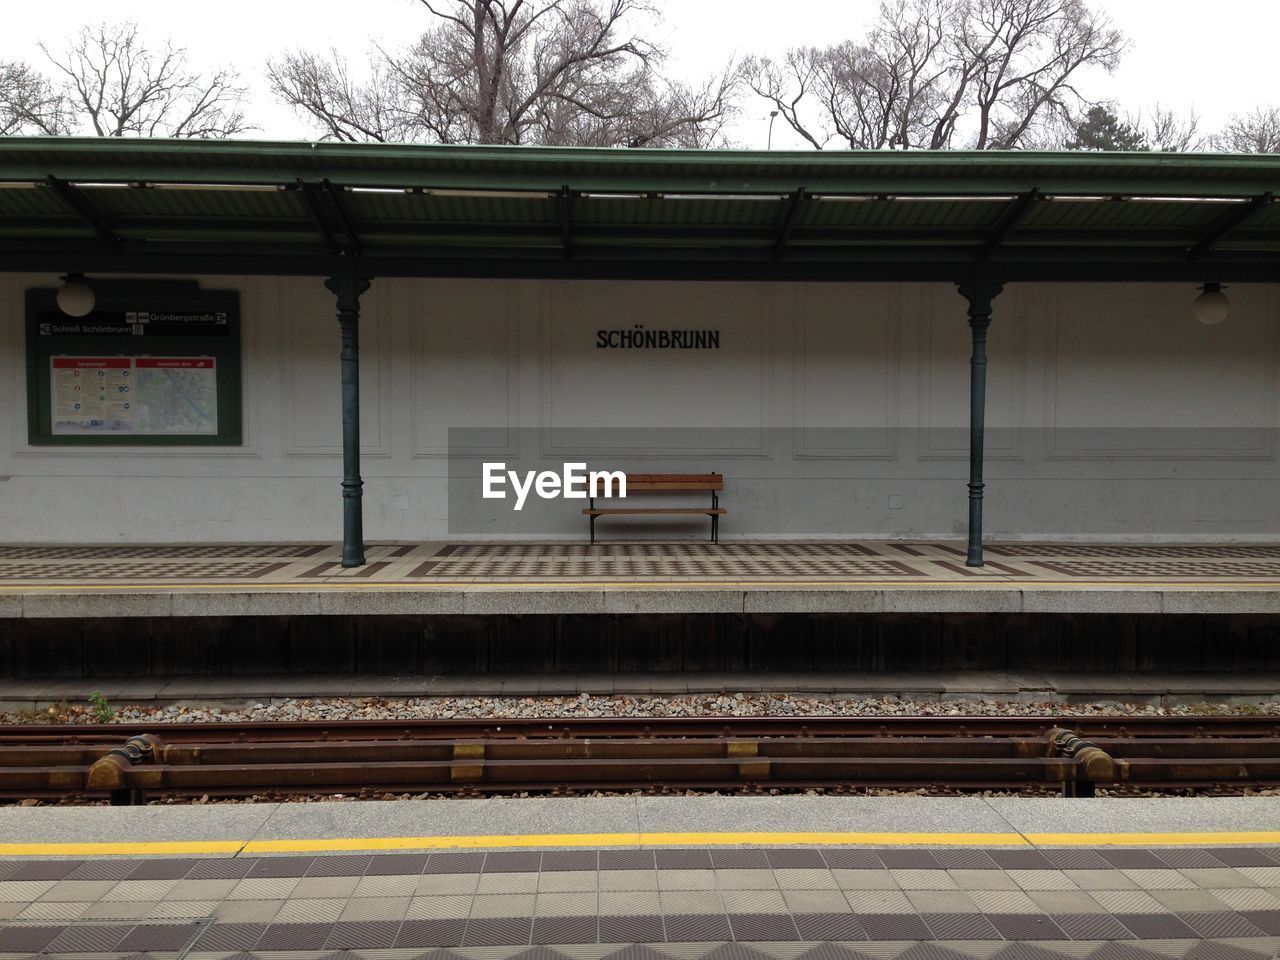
[5,541,1280,587]
[4,849,1280,951]
[1,932,1280,957]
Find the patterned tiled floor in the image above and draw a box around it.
[3,847,1280,957]
[2,541,1280,586]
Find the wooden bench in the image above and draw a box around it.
[584,473,725,544]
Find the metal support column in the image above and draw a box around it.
[325,270,372,567]
[956,281,1003,567]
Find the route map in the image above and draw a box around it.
[133,358,217,434]
[51,356,217,435]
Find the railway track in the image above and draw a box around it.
[2,716,1278,804]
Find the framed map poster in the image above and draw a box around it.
[26,283,241,446]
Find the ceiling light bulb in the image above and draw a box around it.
[56,275,95,318]
[1193,282,1229,325]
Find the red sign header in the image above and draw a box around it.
[134,358,215,369]
[52,358,131,369]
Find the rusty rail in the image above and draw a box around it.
[0,717,1277,804]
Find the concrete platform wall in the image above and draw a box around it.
[2,273,1278,542]
[2,613,1279,678]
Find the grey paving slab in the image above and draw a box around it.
[1019,588,1164,614]
[635,796,1019,838]
[247,799,493,844]
[881,588,1023,613]
[741,589,883,613]
[174,675,356,699]
[467,798,641,840]
[1161,589,1280,614]
[22,678,153,702]
[10,583,1280,618]
[988,797,1280,838]
[348,675,462,696]
[940,671,1054,693]
[601,590,744,615]
[242,796,642,850]
[1044,673,1280,696]
[464,588,607,616]
[0,803,279,849]
[170,590,322,617]
[20,590,175,619]
[316,589,465,616]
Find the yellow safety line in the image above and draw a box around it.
[243,831,1030,853]
[5,829,1280,857]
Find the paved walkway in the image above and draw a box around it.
[3,540,1280,618]
[1,797,1279,956]
[4,541,1280,588]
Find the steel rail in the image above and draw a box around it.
[0,717,1277,804]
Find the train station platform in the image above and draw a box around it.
[2,540,1280,618]
[1,796,1280,955]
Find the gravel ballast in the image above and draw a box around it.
[6,692,1280,725]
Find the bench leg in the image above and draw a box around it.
[711,513,718,544]
[590,513,596,545]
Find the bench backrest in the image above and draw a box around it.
[596,473,722,496]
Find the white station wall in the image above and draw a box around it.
[1,273,1277,542]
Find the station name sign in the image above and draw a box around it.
[38,311,229,338]
[596,325,720,349]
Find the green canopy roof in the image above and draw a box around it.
[2,137,1280,282]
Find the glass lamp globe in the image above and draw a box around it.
[56,276,96,318]
[1193,283,1229,326]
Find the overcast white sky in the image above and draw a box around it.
[1,0,1276,147]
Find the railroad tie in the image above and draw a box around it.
[451,742,485,781]
[728,741,770,779]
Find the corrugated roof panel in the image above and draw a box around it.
[3,139,1280,277]
[0,186,65,217]
[577,196,785,228]
[1241,202,1280,229]
[802,198,1007,230]
[344,192,560,225]
[1027,198,1230,232]
[121,227,321,245]
[81,184,302,220]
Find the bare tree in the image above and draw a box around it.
[0,60,67,135]
[743,0,954,150]
[530,64,738,147]
[269,0,738,146]
[1213,106,1280,154]
[741,47,828,149]
[1138,104,1203,152]
[265,51,415,142]
[745,0,1125,150]
[39,22,249,138]
[968,0,1126,149]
